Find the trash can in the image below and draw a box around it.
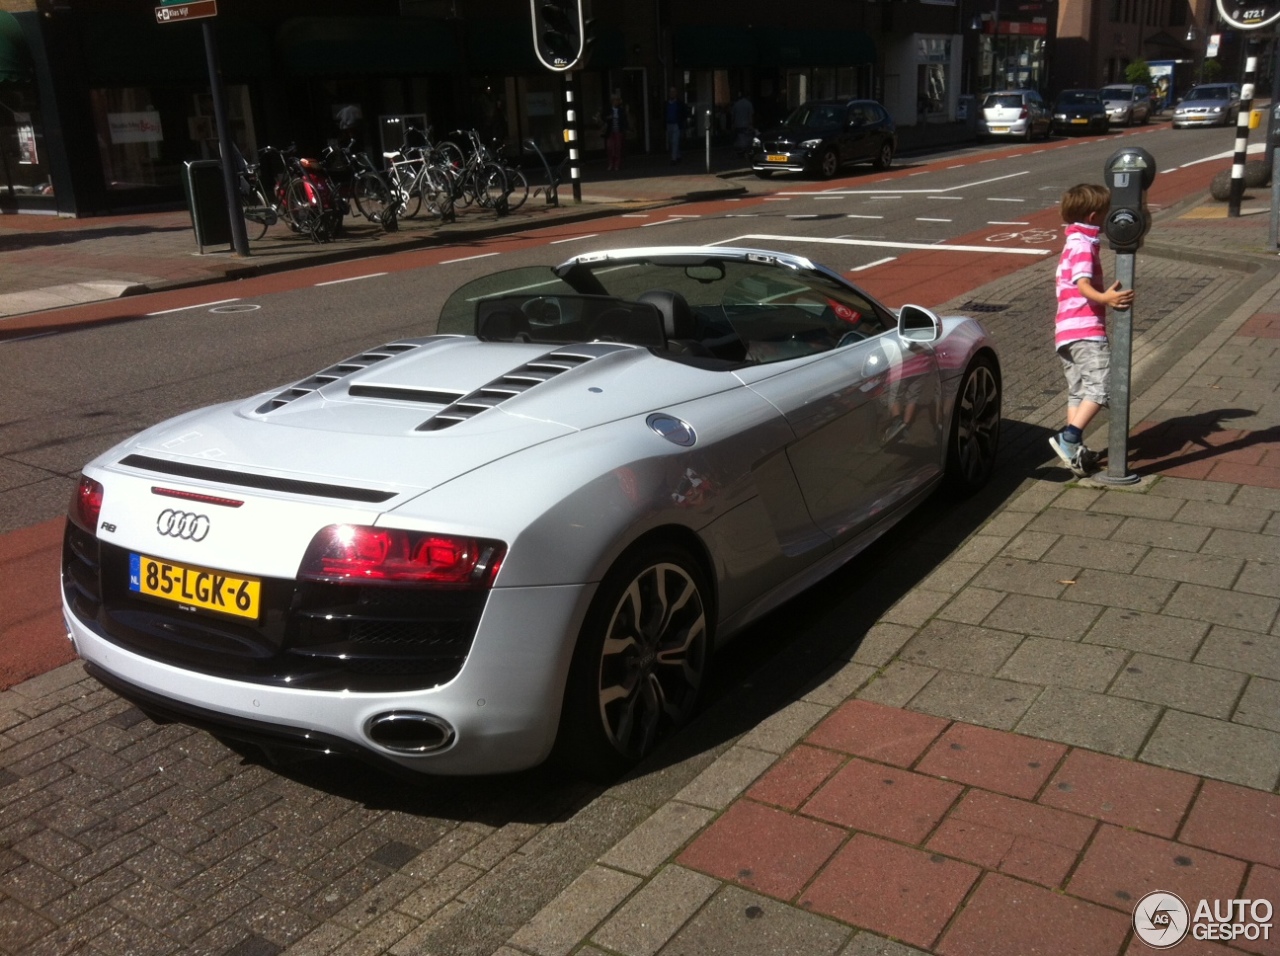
[183,159,232,254]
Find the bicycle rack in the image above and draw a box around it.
[523,139,560,208]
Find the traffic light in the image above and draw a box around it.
[530,0,585,72]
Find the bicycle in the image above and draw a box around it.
[383,130,456,222]
[256,145,343,243]
[441,129,510,212]
[320,140,397,231]
[235,149,280,241]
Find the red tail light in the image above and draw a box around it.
[298,525,506,588]
[70,475,104,532]
[1019,108,1029,119]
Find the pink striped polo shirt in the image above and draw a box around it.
[1054,222,1108,349]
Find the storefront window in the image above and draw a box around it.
[0,84,50,201]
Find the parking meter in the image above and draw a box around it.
[1098,146,1156,486]
[1102,146,1157,253]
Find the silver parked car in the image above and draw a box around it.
[62,246,1002,780]
[978,89,1051,141]
[1172,84,1242,128]
[1099,84,1152,126]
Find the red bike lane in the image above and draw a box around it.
[0,148,1214,689]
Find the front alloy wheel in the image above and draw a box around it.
[873,141,894,170]
[818,147,839,179]
[558,545,709,780]
[945,355,1001,494]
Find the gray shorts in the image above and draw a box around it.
[1057,339,1110,408]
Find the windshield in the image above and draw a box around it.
[1058,92,1100,105]
[437,256,895,365]
[1186,86,1230,100]
[983,94,1025,109]
[1099,87,1130,100]
[783,103,844,128]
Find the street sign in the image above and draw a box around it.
[1216,0,1280,30]
[155,0,218,24]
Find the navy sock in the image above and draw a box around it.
[1062,425,1083,444]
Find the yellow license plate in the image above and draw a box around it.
[767,154,787,163]
[129,553,261,619]
[1071,119,1088,124]
[991,126,1009,133]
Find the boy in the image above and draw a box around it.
[1049,183,1134,477]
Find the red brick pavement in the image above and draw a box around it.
[678,699,1280,955]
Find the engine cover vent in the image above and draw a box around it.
[256,340,432,414]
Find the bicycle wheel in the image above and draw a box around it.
[438,140,466,172]
[474,162,507,209]
[285,179,322,241]
[396,175,423,219]
[419,166,456,221]
[503,167,529,211]
[354,171,394,224]
[240,183,271,240]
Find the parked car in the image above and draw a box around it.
[1171,84,1243,128]
[62,245,1002,780]
[751,99,897,179]
[1099,84,1152,126]
[1051,90,1110,135]
[977,89,1051,141]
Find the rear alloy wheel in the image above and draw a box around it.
[818,147,839,179]
[873,141,894,170]
[945,354,1002,495]
[557,544,710,780]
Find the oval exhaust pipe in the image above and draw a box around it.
[365,711,455,754]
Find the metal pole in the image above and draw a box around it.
[564,72,581,203]
[202,21,249,257]
[1102,252,1140,485]
[705,109,711,172]
[1228,35,1261,218]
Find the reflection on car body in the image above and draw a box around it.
[62,246,1002,782]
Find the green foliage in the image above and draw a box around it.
[1125,59,1154,87]
[1201,58,1224,81]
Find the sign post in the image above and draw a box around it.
[157,0,249,256]
[1213,1,1280,217]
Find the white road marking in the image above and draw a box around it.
[315,272,388,287]
[851,257,897,271]
[847,214,884,219]
[988,220,1031,225]
[439,252,500,264]
[917,218,952,223]
[988,197,1026,202]
[717,233,1051,256]
[550,234,599,243]
[784,169,1029,197]
[147,298,240,315]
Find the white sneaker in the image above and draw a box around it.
[1049,434,1089,478]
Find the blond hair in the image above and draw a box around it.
[1060,183,1110,224]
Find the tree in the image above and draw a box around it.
[1125,59,1154,87]
[1201,58,1224,82]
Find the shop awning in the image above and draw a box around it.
[759,28,877,67]
[674,26,759,68]
[0,12,33,84]
[276,17,461,76]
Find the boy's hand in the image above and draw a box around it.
[1102,280,1135,310]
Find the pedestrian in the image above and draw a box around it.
[602,91,627,171]
[731,91,753,156]
[664,87,686,164]
[1049,183,1134,477]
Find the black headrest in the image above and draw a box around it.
[637,290,695,339]
[477,307,530,342]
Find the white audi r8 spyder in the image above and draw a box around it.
[62,246,1001,779]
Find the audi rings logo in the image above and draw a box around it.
[156,509,211,542]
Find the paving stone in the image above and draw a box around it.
[857,662,937,708]
[1133,547,1245,588]
[1060,567,1177,613]
[591,865,719,956]
[984,593,1104,642]
[803,699,949,768]
[996,636,1128,692]
[1084,606,1210,660]
[800,834,979,951]
[1237,560,1280,598]
[658,884,850,956]
[1240,865,1280,956]
[881,588,951,628]
[908,672,1040,731]
[1088,491,1183,519]
[802,758,961,843]
[674,745,778,810]
[915,723,1065,799]
[1164,582,1280,632]
[599,803,716,878]
[800,660,879,707]
[950,534,1008,565]
[1000,530,1059,561]
[1026,508,1126,538]
[1141,709,1280,790]
[970,557,1080,599]
[1181,779,1280,868]
[1040,748,1199,839]
[1234,676,1280,732]
[506,865,641,956]
[1042,534,1149,573]
[934,872,1131,956]
[676,800,844,901]
[747,746,846,812]
[1111,515,1213,551]
[1175,499,1273,532]
[936,587,1006,625]
[1110,653,1248,719]
[1068,824,1247,914]
[1151,475,1238,504]
[1201,528,1280,563]
[739,700,830,755]
[917,560,985,595]
[897,620,1023,676]
[1015,685,1161,758]
[851,623,919,668]
[840,932,932,956]
[1233,486,1280,510]
[1196,627,1280,680]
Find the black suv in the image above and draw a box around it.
[752,100,897,179]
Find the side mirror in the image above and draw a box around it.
[898,304,941,343]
